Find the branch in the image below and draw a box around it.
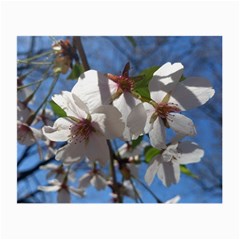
[73,36,90,71]
[17,158,54,182]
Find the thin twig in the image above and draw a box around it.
[132,175,163,203]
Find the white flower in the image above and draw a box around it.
[40,163,75,182]
[72,67,146,140]
[117,141,148,179]
[118,141,148,159]
[78,170,108,191]
[143,62,215,149]
[38,179,84,203]
[144,141,204,187]
[42,91,124,166]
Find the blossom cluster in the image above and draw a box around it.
[18,60,215,203]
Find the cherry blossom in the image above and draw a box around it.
[40,163,75,182]
[42,91,124,165]
[72,64,146,140]
[143,62,215,149]
[38,179,84,203]
[118,141,148,159]
[144,141,204,187]
[117,141,148,179]
[78,169,108,191]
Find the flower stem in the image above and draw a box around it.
[107,140,122,203]
[17,50,54,63]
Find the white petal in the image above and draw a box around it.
[144,156,161,185]
[149,117,167,149]
[72,70,117,112]
[92,105,124,139]
[69,187,85,197]
[42,118,72,142]
[162,143,178,162]
[154,62,184,78]
[177,141,204,164]
[149,62,184,102]
[90,174,107,190]
[113,92,141,140]
[169,77,215,110]
[71,93,89,113]
[40,163,59,170]
[143,102,155,133]
[167,113,196,136]
[57,188,70,203]
[68,171,76,182]
[118,141,148,158]
[85,133,110,166]
[31,127,43,140]
[48,179,62,185]
[122,180,137,199]
[52,91,87,118]
[127,103,147,137]
[157,161,180,187]
[38,185,61,192]
[78,173,92,188]
[55,142,86,163]
[165,195,181,203]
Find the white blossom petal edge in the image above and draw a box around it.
[144,141,204,187]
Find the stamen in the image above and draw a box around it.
[155,102,181,119]
[107,73,135,93]
[68,118,95,144]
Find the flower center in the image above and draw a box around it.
[155,102,181,119]
[107,73,135,93]
[117,76,135,92]
[69,118,94,144]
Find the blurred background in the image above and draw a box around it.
[17,36,222,203]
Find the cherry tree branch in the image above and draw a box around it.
[73,36,90,71]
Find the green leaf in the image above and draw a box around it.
[179,75,186,82]
[134,66,159,101]
[180,165,199,179]
[133,66,160,100]
[49,100,67,117]
[144,146,161,163]
[134,87,151,100]
[131,135,143,149]
[126,36,137,47]
[134,66,160,89]
[67,63,84,80]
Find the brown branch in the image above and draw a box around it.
[73,36,90,71]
